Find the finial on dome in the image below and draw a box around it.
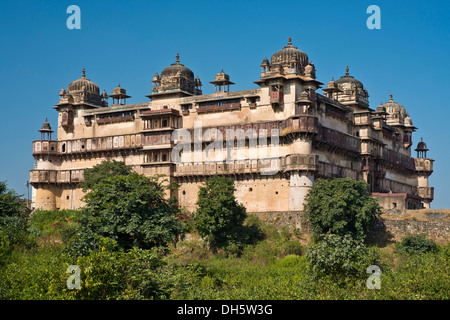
[389,94,393,102]
[176,52,180,63]
[345,65,349,76]
[288,36,292,46]
[82,67,86,78]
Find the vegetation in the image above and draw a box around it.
[396,233,438,255]
[193,176,261,253]
[67,170,184,256]
[304,178,382,241]
[0,175,448,300]
[80,159,133,191]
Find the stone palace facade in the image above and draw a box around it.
[30,38,435,212]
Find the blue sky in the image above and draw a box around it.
[0,0,449,208]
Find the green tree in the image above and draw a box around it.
[67,173,184,256]
[81,160,133,191]
[0,181,32,250]
[304,178,381,241]
[194,176,250,251]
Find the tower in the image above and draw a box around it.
[415,138,434,208]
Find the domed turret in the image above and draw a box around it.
[210,69,234,93]
[382,94,408,125]
[334,66,369,108]
[58,68,106,108]
[149,53,200,96]
[67,68,100,95]
[415,137,429,158]
[270,37,309,71]
[38,118,53,140]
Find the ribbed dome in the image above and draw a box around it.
[270,37,309,69]
[383,94,406,116]
[335,66,364,89]
[67,68,100,95]
[161,53,194,80]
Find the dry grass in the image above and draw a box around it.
[381,208,450,221]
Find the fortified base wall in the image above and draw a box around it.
[250,209,450,242]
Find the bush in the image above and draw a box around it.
[67,174,184,257]
[306,233,379,279]
[304,178,381,241]
[396,234,438,255]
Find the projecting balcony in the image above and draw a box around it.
[418,186,434,200]
[32,140,58,156]
[29,169,84,184]
[414,157,433,173]
[270,91,283,104]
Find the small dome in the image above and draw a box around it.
[39,118,53,132]
[160,53,194,81]
[335,65,364,89]
[214,69,230,82]
[376,104,386,114]
[67,68,100,95]
[326,77,336,88]
[383,94,406,116]
[270,37,309,69]
[112,83,127,95]
[261,57,269,67]
[415,138,428,151]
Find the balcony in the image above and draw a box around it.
[29,169,84,184]
[59,133,143,154]
[174,154,318,177]
[32,140,58,156]
[414,157,433,173]
[196,103,241,114]
[270,91,283,104]
[418,187,434,200]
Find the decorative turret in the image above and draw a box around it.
[334,65,369,109]
[38,118,54,140]
[322,77,342,100]
[415,137,429,158]
[109,83,131,105]
[147,53,201,98]
[209,69,235,93]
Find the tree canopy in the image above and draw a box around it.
[303,178,381,241]
[68,172,184,256]
[194,175,252,251]
[81,160,133,191]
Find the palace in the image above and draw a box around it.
[30,38,434,212]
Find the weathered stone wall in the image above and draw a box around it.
[249,210,450,240]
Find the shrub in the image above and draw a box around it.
[396,234,438,255]
[306,233,379,279]
[67,174,184,257]
[304,178,381,241]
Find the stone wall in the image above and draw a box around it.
[249,210,450,241]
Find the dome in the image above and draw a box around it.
[415,138,428,151]
[335,65,364,89]
[270,37,309,69]
[214,69,230,82]
[39,118,53,132]
[67,68,100,95]
[383,94,406,116]
[160,53,194,81]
